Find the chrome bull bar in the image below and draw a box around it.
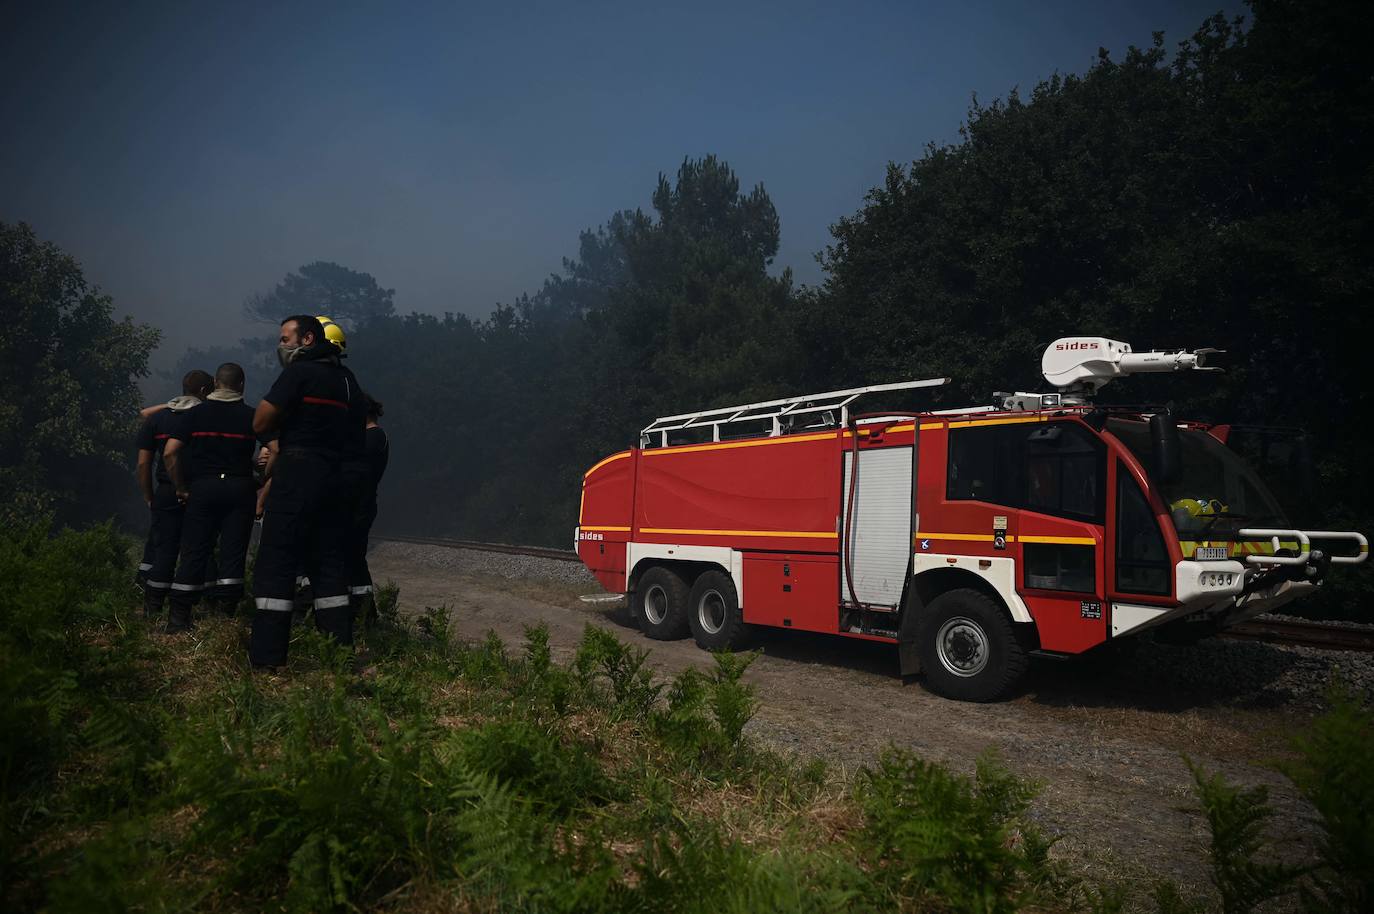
[1236,528,1369,566]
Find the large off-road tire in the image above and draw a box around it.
[633,565,690,640]
[686,569,749,651]
[916,588,1027,702]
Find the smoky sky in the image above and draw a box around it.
[1,0,1236,374]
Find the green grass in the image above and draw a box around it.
[5,521,1373,913]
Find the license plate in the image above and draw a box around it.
[1195,546,1229,561]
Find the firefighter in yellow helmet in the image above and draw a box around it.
[249,315,366,669]
[316,315,347,354]
[313,315,387,623]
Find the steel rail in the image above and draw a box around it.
[375,533,581,563]
[1221,619,1374,653]
[375,534,1374,651]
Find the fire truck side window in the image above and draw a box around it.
[1116,463,1171,595]
[946,427,1016,504]
[1022,423,1104,522]
[947,422,1104,523]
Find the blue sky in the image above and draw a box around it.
[1,0,1239,368]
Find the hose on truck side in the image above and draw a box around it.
[844,415,864,611]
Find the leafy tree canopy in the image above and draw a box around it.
[243,260,396,327]
[0,222,159,525]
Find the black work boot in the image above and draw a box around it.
[250,610,293,669]
[313,604,354,647]
[165,600,193,634]
[143,589,167,621]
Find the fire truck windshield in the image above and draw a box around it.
[1106,418,1289,540]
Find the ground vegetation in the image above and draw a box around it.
[3,520,1371,912]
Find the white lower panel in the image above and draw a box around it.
[626,542,744,607]
[911,553,1032,623]
[1110,601,1191,637]
[841,447,912,608]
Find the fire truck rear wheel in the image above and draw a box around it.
[687,570,748,651]
[917,589,1027,702]
[634,566,691,640]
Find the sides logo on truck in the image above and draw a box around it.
[579,530,605,542]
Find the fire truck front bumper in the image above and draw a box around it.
[1176,560,1246,605]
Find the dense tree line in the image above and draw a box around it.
[361,0,1372,613]
[6,0,1370,613]
[0,222,158,530]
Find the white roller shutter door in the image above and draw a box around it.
[840,446,913,608]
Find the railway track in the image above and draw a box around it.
[376,533,582,563]
[1222,618,1374,653]
[375,534,1374,653]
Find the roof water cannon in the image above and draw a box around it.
[1041,337,1222,402]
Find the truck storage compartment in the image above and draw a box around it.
[741,553,839,633]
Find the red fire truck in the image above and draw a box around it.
[574,337,1368,701]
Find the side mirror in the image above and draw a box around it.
[1149,413,1182,484]
[1290,435,1315,499]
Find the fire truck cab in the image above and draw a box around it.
[574,337,1368,701]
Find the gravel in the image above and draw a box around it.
[1105,636,1374,709]
[368,540,598,587]
[369,539,1374,708]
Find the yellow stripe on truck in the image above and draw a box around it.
[583,451,631,477]
[639,527,837,539]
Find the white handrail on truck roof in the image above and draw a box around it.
[640,377,951,448]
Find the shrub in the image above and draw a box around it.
[455,718,620,818]
[1186,759,1304,914]
[572,625,661,721]
[169,679,453,912]
[1280,689,1374,914]
[0,522,153,900]
[653,651,759,771]
[635,819,861,914]
[856,749,1055,914]
[373,578,401,626]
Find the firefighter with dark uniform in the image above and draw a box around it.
[135,369,212,619]
[346,392,389,622]
[161,363,258,632]
[250,315,366,668]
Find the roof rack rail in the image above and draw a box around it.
[639,377,951,448]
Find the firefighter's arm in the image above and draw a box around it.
[256,478,271,519]
[254,400,282,438]
[140,403,168,419]
[263,439,279,479]
[136,450,155,506]
[163,438,188,502]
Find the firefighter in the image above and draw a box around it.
[346,393,389,622]
[160,363,258,632]
[249,315,366,669]
[135,369,212,619]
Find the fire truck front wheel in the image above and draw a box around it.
[633,565,691,640]
[687,570,748,651]
[917,589,1028,702]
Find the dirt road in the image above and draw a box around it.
[369,542,1335,896]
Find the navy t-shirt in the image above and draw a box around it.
[263,358,365,459]
[365,426,389,489]
[170,400,257,481]
[135,408,193,485]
